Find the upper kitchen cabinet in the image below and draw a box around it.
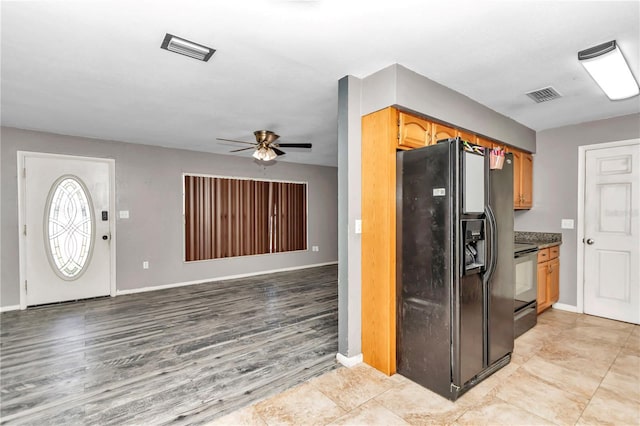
[476,137,495,149]
[509,147,533,209]
[457,129,477,144]
[397,111,432,149]
[432,122,457,144]
[520,153,533,208]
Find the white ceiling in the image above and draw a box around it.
[2,0,639,167]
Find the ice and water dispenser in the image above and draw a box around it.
[462,219,486,274]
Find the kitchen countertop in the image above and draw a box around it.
[514,231,562,249]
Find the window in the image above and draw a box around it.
[45,176,95,279]
[184,175,307,261]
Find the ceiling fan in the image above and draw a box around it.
[217,130,312,161]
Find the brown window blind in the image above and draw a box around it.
[184,175,307,261]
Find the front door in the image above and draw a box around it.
[583,141,639,324]
[21,153,114,306]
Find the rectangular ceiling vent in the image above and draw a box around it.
[526,86,562,103]
[161,33,215,62]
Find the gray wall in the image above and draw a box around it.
[359,64,537,152]
[1,126,338,308]
[338,64,535,359]
[514,113,640,306]
[337,76,362,357]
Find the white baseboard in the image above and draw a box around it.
[552,302,579,313]
[116,261,338,296]
[0,305,21,313]
[336,352,363,368]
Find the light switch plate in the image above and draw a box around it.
[355,219,362,234]
[119,210,130,219]
[561,219,574,229]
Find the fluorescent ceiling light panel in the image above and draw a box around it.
[578,40,639,100]
[161,33,215,62]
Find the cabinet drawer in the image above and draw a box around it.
[549,245,559,259]
[537,248,550,263]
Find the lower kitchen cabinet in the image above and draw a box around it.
[537,246,560,313]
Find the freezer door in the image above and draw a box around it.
[458,273,484,386]
[396,142,454,398]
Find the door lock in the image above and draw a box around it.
[584,238,594,245]
[102,235,109,241]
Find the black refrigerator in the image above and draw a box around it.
[396,137,514,401]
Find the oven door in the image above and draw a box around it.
[514,251,537,311]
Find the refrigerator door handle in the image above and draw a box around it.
[484,205,498,283]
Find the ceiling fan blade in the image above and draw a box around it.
[272,147,286,156]
[216,137,256,145]
[276,143,312,148]
[230,147,255,153]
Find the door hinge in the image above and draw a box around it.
[23,167,26,178]
[23,225,27,236]
[25,280,28,293]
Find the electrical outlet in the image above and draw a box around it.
[355,219,362,234]
[561,219,574,229]
[143,261,149,269]
[312,246,319,252]
[119,210,130,219]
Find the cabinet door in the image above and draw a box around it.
[432,122,456,144]
[520,153,533,208]
[548,258,560,304]
[476,137,494,149]
[510,149,523,208]
[398,112,432,149]
[537,262,548,313]
[457,130,476,144]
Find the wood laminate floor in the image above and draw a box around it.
[0,264,338,425]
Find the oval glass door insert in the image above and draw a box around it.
[45,176,95,280]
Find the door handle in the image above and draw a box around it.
[584,238,594,245]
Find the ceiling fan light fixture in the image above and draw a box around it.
[578,40,639,100]
[161,33,215,62]
[252,147,277,161]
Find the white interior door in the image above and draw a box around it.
[583,142,639,324]
[22,154,113,306]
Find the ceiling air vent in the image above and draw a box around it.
[161,33,215,62]
[525,86,562,103]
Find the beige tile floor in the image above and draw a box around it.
[212,309,640,426]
